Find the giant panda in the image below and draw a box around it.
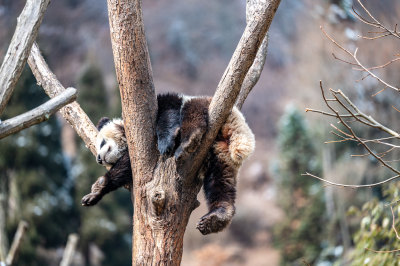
[81,93,255,235]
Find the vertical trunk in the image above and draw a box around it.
[107,2,203,263]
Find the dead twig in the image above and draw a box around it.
[5,221,28,266]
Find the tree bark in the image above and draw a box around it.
[106,0,281,265]
[0,0,50,115]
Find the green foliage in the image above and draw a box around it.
[273,106,326,265]
[0,67,77,265]
[0,64,130,265]
[349,183,400,265]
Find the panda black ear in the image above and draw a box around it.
[97,117,111,131]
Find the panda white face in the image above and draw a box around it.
[96,119,127,167]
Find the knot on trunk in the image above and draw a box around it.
[151,190,166,216]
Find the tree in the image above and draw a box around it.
[0,0,281,265]
[305,0,400,262]
[106,0,280,264]
[273,107,325,264]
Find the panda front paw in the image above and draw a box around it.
[196,206,234,235]
[81,192,102,206]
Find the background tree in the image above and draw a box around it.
[305,0,400,263]
[273,107,325,265]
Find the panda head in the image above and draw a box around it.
[95,117,127,167]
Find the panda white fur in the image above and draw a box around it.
[82,93,255,235]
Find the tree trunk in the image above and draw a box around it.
[106,0,281,265]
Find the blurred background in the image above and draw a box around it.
[1,0,400,265]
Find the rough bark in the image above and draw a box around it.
[106,0,281,265]
[28,43,99,156]
[0,87,77,139]
[0,0,50,115]
[106,0,160,264]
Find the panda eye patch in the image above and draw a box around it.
[100,139,106,149]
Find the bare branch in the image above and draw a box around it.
[391,206,400,240]
[352,49,399,92]
[28,43,98,156]
[236,0,270,110]
[209,0,279,133]
[60,234,79,266]
[0,0,50,115]
[0,88,77,139]
[302,172,400,189]
[354,0,400,40]
[365,248,400,254]
[308,83,400,139]
[353,57,400,72]
[5,221,28,266]
[321,27,400,92]
[236,34,269,110]
[333,89,400,137]
[191,0,281,177]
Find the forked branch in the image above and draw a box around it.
[353,0,400,40]
[190,0,281,176]
[236,0,270,110]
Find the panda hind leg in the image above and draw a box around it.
[196,151,237,235]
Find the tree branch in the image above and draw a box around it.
[27,43,99,156]
[236,0,270,110]
[236,34,269,110]
[0,87,77,139]
[0,0,50,115]
[5,221,28,266]
[190,0,281,176]
[60,234,79,266]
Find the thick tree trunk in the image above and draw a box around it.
[106,0,281,265]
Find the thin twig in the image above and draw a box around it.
[365,248,400,254]
[321,26,400,92]
[302,172,400,189]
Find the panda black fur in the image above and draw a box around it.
[82,93,255,235]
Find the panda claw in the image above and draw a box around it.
[81,193,102,206]
[196,207,233,235]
